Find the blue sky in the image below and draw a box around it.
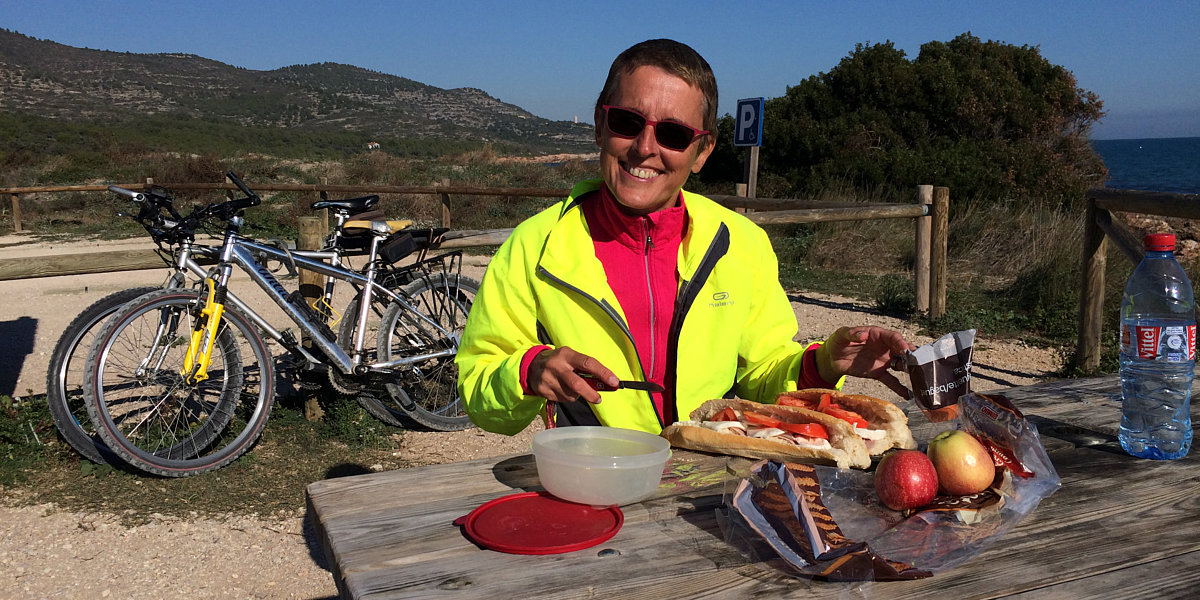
[3,1,1198,139]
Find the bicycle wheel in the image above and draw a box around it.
[374,273,478,431]
[83,289,275,477]
[45,286,158,464]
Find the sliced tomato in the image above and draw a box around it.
[712,407,739,422]
[741,411,783,428]
[777,396,818,410]
[817,393,832,413]
[777,421,829,440]
[823,405,869,429]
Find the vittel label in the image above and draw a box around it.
[1122,324,1197,362]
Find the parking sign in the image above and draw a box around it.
[734,97,764,147]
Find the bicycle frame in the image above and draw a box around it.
[204,228,458,376]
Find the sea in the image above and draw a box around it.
[1091,137,1200,194]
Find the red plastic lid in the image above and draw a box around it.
[1145,233,1176,252]
[454,491,623,555]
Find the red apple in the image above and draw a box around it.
[874,449,939,511]
[926,430,996,496]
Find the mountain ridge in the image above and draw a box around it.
[0,28,594,154]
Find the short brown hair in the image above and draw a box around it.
[595,39,719,138]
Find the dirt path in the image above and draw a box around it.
[0,232,1064,599]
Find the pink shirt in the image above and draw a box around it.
[581,186,685,419]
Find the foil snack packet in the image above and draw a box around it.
[905,330,975,422]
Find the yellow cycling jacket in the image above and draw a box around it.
[456,179,814,435]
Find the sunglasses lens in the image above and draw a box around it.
[604,106,703,150]
[606,108,645,137]
[654,123,695,151]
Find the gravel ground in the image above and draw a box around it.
[0,233,1064,599]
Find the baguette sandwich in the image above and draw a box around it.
[661,398,871,469]
[775,388,917,455]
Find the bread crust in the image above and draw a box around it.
[775,388,917,455]
[660,398,871,469]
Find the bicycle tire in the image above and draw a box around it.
[83,289,275,477]
[374,273,479,431]
[45,286,159,464]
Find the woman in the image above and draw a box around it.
[457,39,914,435]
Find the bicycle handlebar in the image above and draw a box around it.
[107,174,263,245]
[225,171,261,212]
[107,185,143,201]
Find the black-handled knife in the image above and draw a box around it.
[579,373,665,393]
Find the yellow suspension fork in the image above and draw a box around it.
[182,277,226,384]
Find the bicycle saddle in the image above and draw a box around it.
[311,195,379,213]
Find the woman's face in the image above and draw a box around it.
[596,65,714,215]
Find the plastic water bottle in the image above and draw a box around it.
[1119,232,1195,460]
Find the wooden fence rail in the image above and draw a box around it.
[1,182,948,316]
[1077,188,1200,370]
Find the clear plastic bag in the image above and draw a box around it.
[721,392,1061,581]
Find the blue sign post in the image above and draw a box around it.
[734,97,764,147]
[733,98,764,201]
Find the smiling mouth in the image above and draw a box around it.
[623,163,660,180]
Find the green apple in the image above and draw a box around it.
[926,430,996,496]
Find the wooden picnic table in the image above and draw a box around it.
[306,375,1200,599]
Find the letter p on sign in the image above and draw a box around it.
[734,97,764,147]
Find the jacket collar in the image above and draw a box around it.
[589,185,687,252]
[542,179,726,288]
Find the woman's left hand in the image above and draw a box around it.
[816,326,916,399]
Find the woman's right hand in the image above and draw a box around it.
[527,347,619,405]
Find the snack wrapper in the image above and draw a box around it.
[720,391,1060,581]
[905,329,975,422]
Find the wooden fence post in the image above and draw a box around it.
[914,185,933,315]
[930,186,950,319]
[9,194,20,233]
[297,215,327,421]
[439,178,451,228]
[1077,196,1108,371]
[743,146,759,212]
[734,183,748,214]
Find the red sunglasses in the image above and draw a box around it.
[601,105,710,151]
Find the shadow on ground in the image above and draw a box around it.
[0,316,36,396]
[787,292,888,317]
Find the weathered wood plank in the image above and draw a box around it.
[1091,188,1200,220]
[1000,550,1200,599]
[930,186,950,318]
[0,249,168,280]
[914,185,933,314]
[743,204,927,225]
[1077,198,1109,371]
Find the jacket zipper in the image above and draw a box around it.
[663,223,731,425]
[642,217,657,381]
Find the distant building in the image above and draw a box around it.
[366,141,380,150]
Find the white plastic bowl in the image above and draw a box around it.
[532,426,672,507]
